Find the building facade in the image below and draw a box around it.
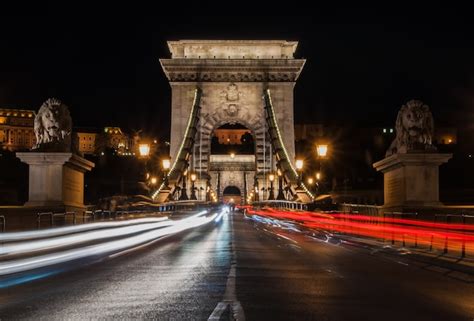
[0,108,36,151]
[213,128,251,144]
[76,128,98,155]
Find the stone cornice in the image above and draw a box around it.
[373,153,452,173]
[160,59,306,82]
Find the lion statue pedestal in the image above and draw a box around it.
[16,98,94,212]
[16,152,94,211]
[373,153,451,211]
[373,100,451,212]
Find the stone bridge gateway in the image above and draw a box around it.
[153,40,313,203]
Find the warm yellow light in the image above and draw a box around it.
[295,159,304,170]
[229,198,234,203]
[230,152,235,159]
[255,186,258,193]
[269,174,275,182]
[190,173,197,182]
[138,143,150,157]
[307,177,314,185]
[277,169,282,176]
[316,172,321,180]
[150,177,157,185]
[146,172,150,179]
[448,138,452,144]
[317,144,328,157]
[162,159,171,170]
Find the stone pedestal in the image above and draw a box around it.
[373,153,451,210]
[16,152,95,211]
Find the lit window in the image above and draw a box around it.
[390,128,393,133]
[383,128,387,133]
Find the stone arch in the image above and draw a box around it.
[223,185,241,195]
[199,112,264,157]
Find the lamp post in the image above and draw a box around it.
[205,178,211,202]
[268,173,275,200]
[139,143,151,186]
[316,144,328,194]
[253,176,259,202]
[190,173,197,200]
[276,168,285,200]
[162,158,171,189]
[179,170,188,200]
[295,159,304,189]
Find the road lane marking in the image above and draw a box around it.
[208,211,245,321]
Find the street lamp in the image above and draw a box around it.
[190,173,197,200]
[179,170,188,200]
[205,178,211,202]
[138,143,150,157]
[253,176,259,202]
[307,177,314,185]
[268,173,275,200]
[162,158,171,189]
[230,152,235,159]
[276,168,285,200]
[295,159,304,189]
[150,177,157,185]
[316,144,328,195]
[316,144,328,158]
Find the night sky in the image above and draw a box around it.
[1,11,473,139]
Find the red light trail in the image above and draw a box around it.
[241,207,474,255]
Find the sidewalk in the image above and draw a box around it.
[331,233,474,282]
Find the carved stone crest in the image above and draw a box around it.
[219,83,244,118]
[223,83,241,101]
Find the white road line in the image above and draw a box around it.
[208,211,245,321]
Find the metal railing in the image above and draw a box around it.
[334,208,473,259]
[252,200,308,211]
[340,203,381,216]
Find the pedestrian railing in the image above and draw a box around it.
[340,203,381,216]
[252,200,308,211]
[332,210,474,259]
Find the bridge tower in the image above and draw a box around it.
[157,40,308,203]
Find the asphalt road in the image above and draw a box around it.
[1,211,474,320]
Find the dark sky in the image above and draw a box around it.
[1,11,473,139]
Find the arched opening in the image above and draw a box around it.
[211,123,255,155]
[222,185,242,205]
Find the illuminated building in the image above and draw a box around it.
[0,108,36,151]
[75,128,98,155]
[213,128,252,144]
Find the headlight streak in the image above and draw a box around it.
[0,220,175,257]
[214,209,226,223]
[0,217,169,242]
[0,211,215,277]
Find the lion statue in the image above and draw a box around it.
[33,98,72,152]
[386,99,436,157]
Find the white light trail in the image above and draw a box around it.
[0,217,169,242]
[0,211,215,276]
[0,220,175,257]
